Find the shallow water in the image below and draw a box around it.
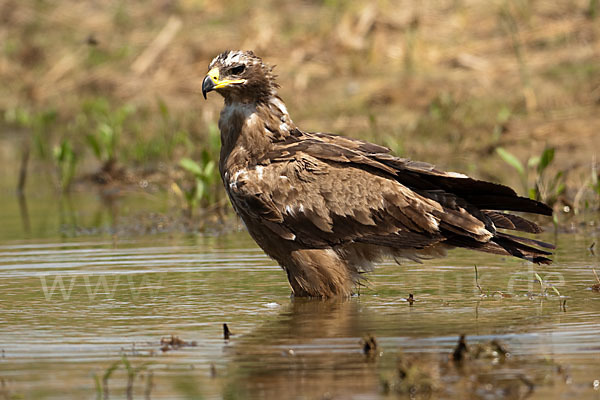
[1,187,600,399]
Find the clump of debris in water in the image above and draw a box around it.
[374,333,570,397]
[160,335,197,352]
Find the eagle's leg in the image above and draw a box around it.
[282,249,354,298]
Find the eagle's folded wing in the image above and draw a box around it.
[230,142,499,252]
[228,134,553,263]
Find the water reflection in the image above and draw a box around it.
[225,299,381,399]
[225,295,587,399]
[17,192,30,234]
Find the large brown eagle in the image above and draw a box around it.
[202,50,553,298]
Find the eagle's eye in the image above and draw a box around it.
[229,65,246,75]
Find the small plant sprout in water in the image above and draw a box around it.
[95,359,119,400]
[175,154,219,217]
[474,265,485,297]
[534,272,561,297]
[93,354,151,400]
[474,265,510,298]
[83,100,135,168]
[591,266,600,291]
[52,138,78,192]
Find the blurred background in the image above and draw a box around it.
[1,0,599,231]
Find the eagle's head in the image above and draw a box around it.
[202,50,279,103]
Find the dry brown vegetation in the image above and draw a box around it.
[1,0,599,218]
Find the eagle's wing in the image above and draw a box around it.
[229,152,447,251]
[232,138,493,249]
[228,131,553,263]
[288,129,552,217]
[276,130,552,218]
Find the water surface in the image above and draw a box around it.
[1,188,599,399]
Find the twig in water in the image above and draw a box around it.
[474,265,484,296]
[361,334,378,359]
[592,266,600,284]
[591,267,600,291]
[223,323,232,340]
[452,334,469,362]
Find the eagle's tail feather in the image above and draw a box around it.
[483,211,545,234]
[444,232,553,264]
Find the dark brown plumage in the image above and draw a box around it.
[202,50,554,298]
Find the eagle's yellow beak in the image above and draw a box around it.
[202,67,246,99]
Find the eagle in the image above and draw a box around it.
[201,50,553,298]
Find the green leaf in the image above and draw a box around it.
[534,272,544,286]
[537,147,555,174]
[92,373,102,399]
[527,156,540,169]
[200,149,211,164]
[179,158,203,177]
[9,107,32,127]
[184,186,195,203]
[496,147,525,176]
[121,354,132,373]
[85,133,102,160]
[114,104,135,126]
[54,139,74,163]
[98,123,114,159]
[203,160,215,179]
[103,360,120,381]
[38,109,58,128]
[195,179,205,202]
[528,187,537,200]
[496,106,511,123]
[208,122,221,151]
[52,147,62,163]
[33,130,48,160]
[157,98,169,120]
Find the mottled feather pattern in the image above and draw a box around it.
[205,50,554,297]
